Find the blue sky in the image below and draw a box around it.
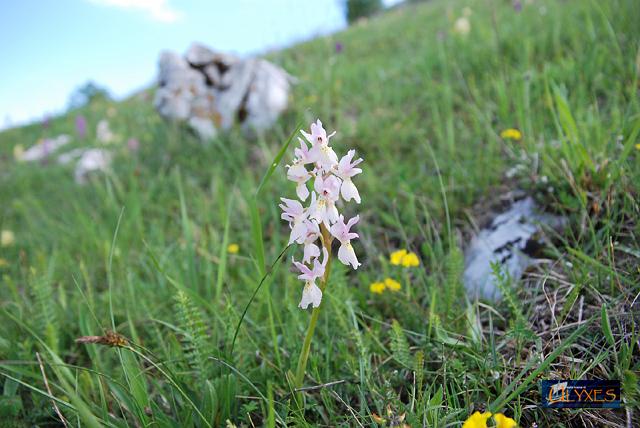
[0,0,386,129]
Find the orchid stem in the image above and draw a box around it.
[293,224,333,406]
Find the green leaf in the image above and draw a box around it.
[216,194,233,298]
[552,85,579,145]
[255,120,303,197]
[601,304,615,347]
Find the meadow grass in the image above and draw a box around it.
[0,0,638,426]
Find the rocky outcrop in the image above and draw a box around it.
[154,42,294,140]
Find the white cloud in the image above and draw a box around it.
[89,0,183,23]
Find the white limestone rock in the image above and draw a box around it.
[188,116,217,140]
[154,50,209,122]
[242,59,292,132]
[154,42,294,140]
[463,197,567,301]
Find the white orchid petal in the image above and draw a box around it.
[341,178,361,203]
[296,182,309,201]
[303,242,321,264]
[327,203,340,224]
[289,221,307,245]
[338,242,360,270]
[299,281,323,309]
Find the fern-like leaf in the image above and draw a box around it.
[390,320,412,368]
[30,267,59,353]
[174,290,211,380]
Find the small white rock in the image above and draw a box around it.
[20,135,72,162]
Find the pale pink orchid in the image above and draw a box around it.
[300,119,334,147]
[312,175,341,225]
[294,137,315,165]
[336,150,363,203]
[314,174,341,202]
[302,119,338,171]
[293,247,328,282]
[308,190,339,226]
[299,281,323,309]
[293,248,329,309]
[286,159,312,201]
[279,198,308,244]
[311,142,339,171]
[330,215,361,269]
[301,221,321,263]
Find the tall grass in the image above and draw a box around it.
[0,0,638,426]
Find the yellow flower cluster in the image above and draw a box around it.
[390,249,420,267]
[500,128,522,141]
[369,249,422,294]
[463,411,517,428]
[227,243,239,254]
[1,230,15,247]
[369,278,401,294]
[13,145,24,160]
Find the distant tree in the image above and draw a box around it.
[68,81,111,110]
[345,0,382,24]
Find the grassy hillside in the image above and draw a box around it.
[1,0,639,426]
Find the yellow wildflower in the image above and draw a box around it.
[391,249,420,267]
[384,278,401,292]
[227,243,239,254]
[401,252,420,267]
[494,413,517,428]
[1,230,15,247]
[13,144,24,160]
[635,143,640,150]
[369,282,386,294]
[453,16,471,35]
[500,128,522,141]
[390,249,408,265]
[462,411,492,428]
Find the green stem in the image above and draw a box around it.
[293,225,333,393]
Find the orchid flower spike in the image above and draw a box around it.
[280,119,363,310]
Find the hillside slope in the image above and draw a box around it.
[1,0,639,426]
